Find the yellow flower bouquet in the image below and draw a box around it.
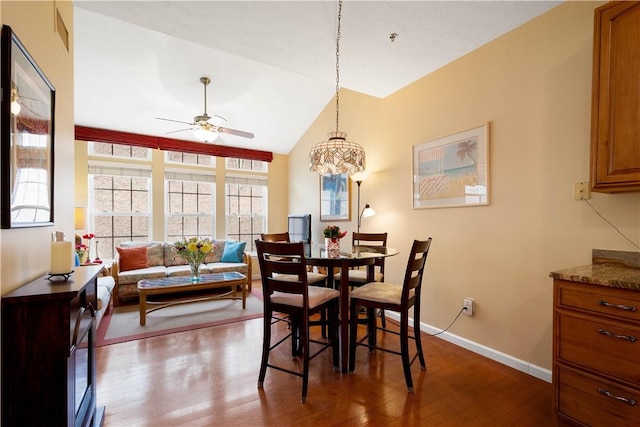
[173,237,215,282]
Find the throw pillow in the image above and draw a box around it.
[221,241,246,263]
[116,246,149,272]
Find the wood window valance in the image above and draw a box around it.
[75,126,273,162]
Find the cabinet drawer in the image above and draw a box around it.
[557,366,640,427]
[557,312,640,385]
[557,281,640,323]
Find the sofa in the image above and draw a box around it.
[96,275,115,327]
[111,240,251,306]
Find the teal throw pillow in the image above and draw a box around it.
[221,241,246,263]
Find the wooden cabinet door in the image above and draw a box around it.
[591,1,640,192]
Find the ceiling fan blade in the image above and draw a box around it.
[219,127,255,139]
[164,128,192,135]
[156,117,195,126]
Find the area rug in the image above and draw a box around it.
[97,291,264,346]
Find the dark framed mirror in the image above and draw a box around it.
[1,25,55,229]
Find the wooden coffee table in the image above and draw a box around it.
[137,272,246,325]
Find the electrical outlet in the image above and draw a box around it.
[463,298,474,316]
[573,181,590,201]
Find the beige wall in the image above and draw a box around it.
[0,1,75,294]
[289,1,640,373]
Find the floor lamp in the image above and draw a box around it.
[351,172,375,233]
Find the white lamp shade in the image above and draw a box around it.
[362,206,376,218]
[193,126,219,142]
[75,207,87,230]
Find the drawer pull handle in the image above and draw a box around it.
[598,328,637,342]
[599,300,637,312]
[598,388,637,406]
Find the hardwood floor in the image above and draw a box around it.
[97,290,567,426]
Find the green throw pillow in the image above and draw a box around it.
[221,241,246,263]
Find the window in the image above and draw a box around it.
[226,158,267,172]
[166,171,215,242]
[225,175,267,253]
[89,141,150,160]
[165,150,214,166]
[89,165,151,259]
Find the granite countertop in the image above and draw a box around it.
[549,249,640,291]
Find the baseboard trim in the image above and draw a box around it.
[384,311,552,383]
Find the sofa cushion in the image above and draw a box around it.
[204,262,248,276]
[164,243,187,267]
[117,246,149,272]
[118,241,165,267]
[97,276,115,311]
[205,240,227,263]
[221,241,246,263]
[117,266,168,285]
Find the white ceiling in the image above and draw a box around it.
[73,1,561,155]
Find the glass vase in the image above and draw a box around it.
[189,262,201,283]
[325,237,340,258]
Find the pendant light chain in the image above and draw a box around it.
[308,0,365,176]
[335,0,342,133]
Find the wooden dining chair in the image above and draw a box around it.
[255,240,339,403]
[336,232,388,326]
[348,238,432,393]
[260,232,329,335]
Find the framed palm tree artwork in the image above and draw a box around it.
[320,172,351,221]
[412,123,490,209]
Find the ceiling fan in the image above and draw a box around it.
[156,76,254,143]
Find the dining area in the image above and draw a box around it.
[254,231,432,402]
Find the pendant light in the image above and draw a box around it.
[309,0,365,176]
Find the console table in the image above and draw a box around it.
[1,265,105,427]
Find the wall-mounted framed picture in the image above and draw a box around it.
[320,173,351,221]
[1,25,55,228]
[413,123,489,209]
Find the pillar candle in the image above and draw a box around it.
[50,241,73,274]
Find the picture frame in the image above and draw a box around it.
[320,173,351,221]
[1,25,55,228]
[412,123,489,209]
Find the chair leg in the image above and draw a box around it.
[258,309,272,388]
[400,312,414,393]
[367,307,376,352]
[414,304,426,370]
[290,316,301,357]
[380,309,386,328]
[300,315,310,403]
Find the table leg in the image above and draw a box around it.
[241,279,246,308]
[139,290,147,326]
[339,259,350,373]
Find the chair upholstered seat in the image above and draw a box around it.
[272,286,340,308]
[278,271,327,285]
[350,281,414,305]
[337,269,384,284]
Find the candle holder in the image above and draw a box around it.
[46,271,74,281]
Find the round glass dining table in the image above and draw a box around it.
[305,244,399,372]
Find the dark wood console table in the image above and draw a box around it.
[1,265,105,427]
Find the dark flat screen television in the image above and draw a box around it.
[288,214,311,250]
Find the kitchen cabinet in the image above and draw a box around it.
[590,1,640,193]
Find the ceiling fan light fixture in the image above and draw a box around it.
[193,124,218,142]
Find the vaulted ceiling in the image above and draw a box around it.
[74,1,561,154]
